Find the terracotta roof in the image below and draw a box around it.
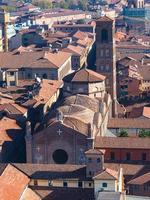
[96,16,113,22]
[0,103,27,115]
[0,117,22,144]
[13,163,86,180]
[98,191,124,200]
[129,106,150,118]
[85,149,105,155]
[128,165,150,185]
[108,118,150,129]
[117,56,139,67]
[95,136,150,149]
[43,51,71,68]
[62,44,85,56]
[104,163,144,179]
[53,23,94,28]
[0,51,71,69]
[33,79,63,105]
[0,164,29,200]
[28,51,71,69]
[93,168,118,180]
[31,186,94,200]
[63,69,105,83]
[62,94,100,112]
[73,31,88,40]
[21,187,41,200]
[139,65,150,81]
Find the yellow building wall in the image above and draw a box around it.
[29,179,94,189]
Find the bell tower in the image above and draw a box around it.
[95,16,117,117]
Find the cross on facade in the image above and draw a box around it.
[57,129,62,136]
[35,146,43,163]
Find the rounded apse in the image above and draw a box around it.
[52,149,68,164]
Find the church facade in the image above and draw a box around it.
[26,68,112,164]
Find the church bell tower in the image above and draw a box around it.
[95,16,117,117]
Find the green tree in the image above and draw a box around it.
[119,129,128,137]
[77,19,86,24]
[139,129,150,137]
[1,5,16,13]
[59,1,69,9]
[78,0,88,10]
[32,0,52,9]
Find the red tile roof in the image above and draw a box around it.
[95,136,150,149]
[129,106,150,118]
[96,16,113,22]
[93,168,118,180]
[0,117,21,144]
[85,149,105,155]
[0,164,29,200]
[128,165,150,185]
[63,68,105,83]
[108,118,150,129]
[31,186,94,200]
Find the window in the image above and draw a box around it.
[9,72,14,76]
[134,185,139,191]
[28,73,31,79]
[78,88,84,93]
[48,180,52,186]
[144,184,149,191]
[106,65,109,71]
[89,182,92,187]
[105,49,110,57]
[101,66,104,71]
[43,73,48,79]
[126,152,131,161]
[78,181,83,188]
[110,152,115,160]
[142,153,147,161]
[102,183,107,188]
[88,158,92,163]
[100,49,104,57]
[63,181,68,187]
[101,29,108,43]
[89,171,92,176]
[10,81,16,86]
[34,180,38,186]
[97,158,101,163]
[106,79,109,85]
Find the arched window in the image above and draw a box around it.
[101,29,108,43]
[43,73,48,79]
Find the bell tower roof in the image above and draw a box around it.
[96,16,113,22]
